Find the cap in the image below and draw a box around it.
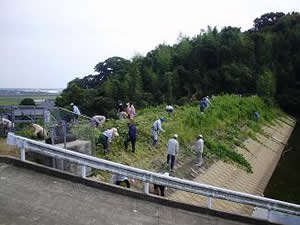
[174,134,178,139]
[70,102,74,106]
[111,128,119,136]
[160,117,166,122]
[198,134,203,138]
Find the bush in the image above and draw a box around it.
[20,98,36,106]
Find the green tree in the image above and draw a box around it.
[19,98,36,106]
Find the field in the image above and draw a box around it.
[0,95,57,105]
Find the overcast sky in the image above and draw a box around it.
[0,0,299,89]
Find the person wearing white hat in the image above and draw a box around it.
[166,134,179,172]
[98,127,119,153]
[194,134,204,166]
[70,102,80,122]
[151,117,166,147]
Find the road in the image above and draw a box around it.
[0,160,276,225]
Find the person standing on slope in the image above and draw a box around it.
[151,117,166,148]
[167,134,179,172]
[194,134,204,166]
[70,102,80,122]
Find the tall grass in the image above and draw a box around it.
[95,94,283,176]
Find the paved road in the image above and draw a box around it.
[0,162,272,225]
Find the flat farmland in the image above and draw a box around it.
[0,95,57,106]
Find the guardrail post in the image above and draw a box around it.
[20,147,25,161]
[267,206,272,222]
[80,165,86,178]
[144,182,149,194]
[208,197,212,209]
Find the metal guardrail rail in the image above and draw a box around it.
[6,132,300,221]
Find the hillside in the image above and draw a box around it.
[94,95,284,181]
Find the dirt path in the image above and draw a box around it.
[169,117,296,216]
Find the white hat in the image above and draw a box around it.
[198,134,203,138]
[174,134,178,139]
[70,102,74,106]
[111,128,119,136]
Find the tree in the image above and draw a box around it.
[20,98,36,106]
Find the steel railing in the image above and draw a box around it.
[6,132,300,221]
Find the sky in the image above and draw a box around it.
[0,0,299,89]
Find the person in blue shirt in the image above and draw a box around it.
[124,122,137,153]
[200,99,205,114]
[254,111,259,120]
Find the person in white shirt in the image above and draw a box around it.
[70,102,80,122]
[1,118,12,129]
[194,134,204,166]
[92,115,106,127]
[151,117,166,147]
[32,124,46,139]
[165,105,174,115]
[167,134,179,172]
[98,128,119,153]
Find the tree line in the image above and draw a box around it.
[56,12,300,117]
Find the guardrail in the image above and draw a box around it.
[6,132,300,221]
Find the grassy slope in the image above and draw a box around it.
[95,95,284,181]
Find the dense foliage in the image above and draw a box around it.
[56,12,300,116]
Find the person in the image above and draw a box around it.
[200,99,205,115]
[119,111,128,120]
[194,134,204,166]
[167,134,179,172]
[153,172,169,197]
[165,105,174,115]
[151,117,166,147]
[117,101,125,113]
[1,118,12,129]
[98,128,119,153]
[0,118,12,135]
[204,96,211,107]
[127,102,136,120]
[92,115,106,127]
[70,103,80,122]
[32,123,46,139]
[124,122,136,153]
[254,111,259,120]
[111,174,130,188]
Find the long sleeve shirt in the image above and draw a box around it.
[73,105,81,115]
[128,124,136,139]
[194,139,204,153]
[167,138,179,156]
[153,119,164,132]
[102,129,114,142]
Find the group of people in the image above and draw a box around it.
[117,101,136,120]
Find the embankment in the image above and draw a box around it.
[170,116,296,216]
